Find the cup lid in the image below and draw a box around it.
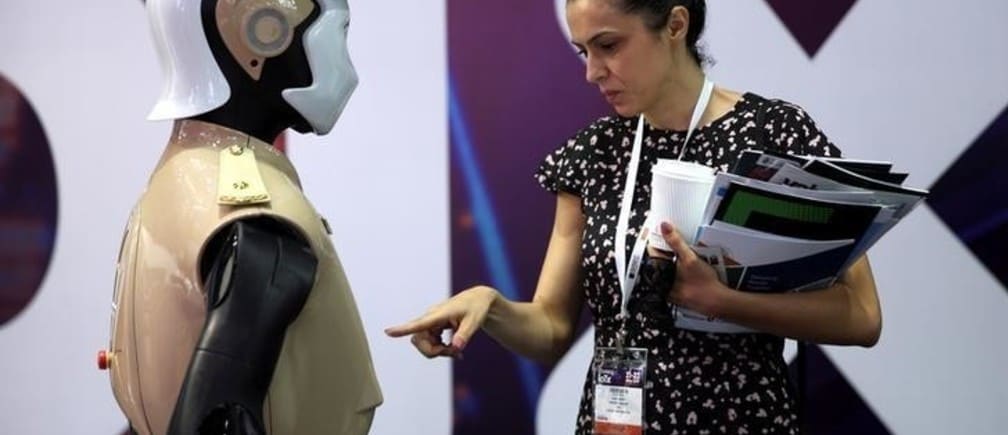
[653,160,717,181]
[652,159,715,178]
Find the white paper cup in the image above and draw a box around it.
[649,160,715,249]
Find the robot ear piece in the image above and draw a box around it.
[216,0,315,81]
[241,6,294,59]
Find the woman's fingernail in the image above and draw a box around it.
[661,222,672,234]
[452,336,467,351]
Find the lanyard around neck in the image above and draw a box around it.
[614,78,715,318]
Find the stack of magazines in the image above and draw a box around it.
[674,149,928,333]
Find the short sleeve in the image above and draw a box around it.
[535,129,590,196]
[764,100,843,158]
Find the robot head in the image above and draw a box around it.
[147,0,357,135]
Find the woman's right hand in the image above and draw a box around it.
[384,286,498,359]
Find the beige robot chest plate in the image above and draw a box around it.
[107,120,381,435]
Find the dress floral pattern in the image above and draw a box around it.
[536,93,841,434]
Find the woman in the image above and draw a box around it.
[387,0,882,433]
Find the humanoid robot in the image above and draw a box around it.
[98,1,381,433]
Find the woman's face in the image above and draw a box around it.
[566,0,675,117]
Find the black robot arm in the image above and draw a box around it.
[167,217,317,435]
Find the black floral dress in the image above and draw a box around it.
[535,93,841,435]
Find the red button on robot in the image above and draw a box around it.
[97,350,110,370]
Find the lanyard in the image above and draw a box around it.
[614,78,714,319]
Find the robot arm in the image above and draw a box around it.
[167,217,317,435]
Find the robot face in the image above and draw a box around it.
[281,0,358,135]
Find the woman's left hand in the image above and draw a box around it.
[648,221,732,318]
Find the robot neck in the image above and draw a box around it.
[192,90,301,145]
